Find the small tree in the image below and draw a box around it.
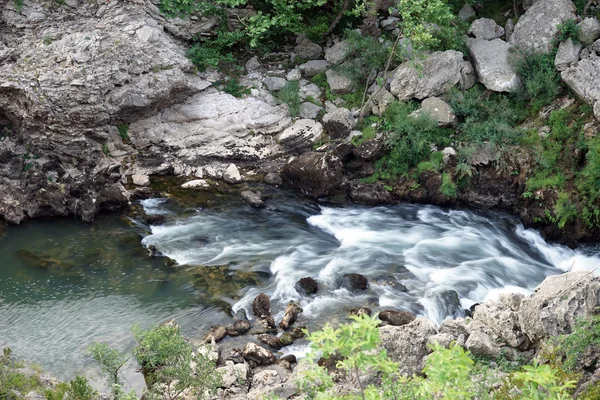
[132,324,221,400]
[89,343,133,399]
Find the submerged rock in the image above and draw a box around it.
[204,325,227,343]
[226,320,252,337]
[252,293,272,318]
[340,273,369,291]
[279,302,303,330]
[241,191,265,209]
[295,277,319,295]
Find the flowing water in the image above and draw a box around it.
[1,188,599,390]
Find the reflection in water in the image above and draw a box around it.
[1,189,599,390]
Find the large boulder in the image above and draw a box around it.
[380,318,438,375]
[555,39,582,72]
[578,17,600,45]
[468,18,505,40]
[242,343,276,366]
[322,107,355,139]
[561,58,600,118]
[325,40,352,65]
[465,331,501,358]
[468,38,521,92]
[252,293,272,318]
[326,69,354,94]
[518,271,600,343]
[282,152,344,198]
[390,50,464,100]
[510,0,576,53]
[295,37,323,60]
[277,119,324,152]
[473,293,531,349]
[413,97,457,127]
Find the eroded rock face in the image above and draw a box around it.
[390,50,464,100]
[510,0,576,53]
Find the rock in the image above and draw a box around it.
[295,277,319,295]
[204,325,227,343]
[226,320,252,337]
[353,137,385,161]
[223,164,243,184]
[299,60,328,77]
[290,326,306,340]
[325,40,352,65]
[379,310,416,326]
[216,360,249,390]
[562,58,600,115]
[340,273,368,291]
[555,39,582,72]
[246,56,261,71]
[432,290,464,320]
[468,38,521,92]
[519,271,600,343]
[295,38,323,60]
[459,60,477,90]
[299,102,323,119]
[350,307,373,317]
[370,87,395,116]
[380,318,438,375]
[242,343,276,366]
[459,3,476,20]
[249,370,282,396]
[286,68,301,81]
[241,191,265,209]
[280,302,303,330]
[300,82,323,100]
[414,97,457,127]
[282,152,344,198]
[390,50,464,100]
[322,108,355,139]
[264,172,283,186]
[505,19,515,41]
[442,147,456,164]
[465,331,501,358]
[439,318,470,339]
[278,354,297,370]
[277,119,324,151]
[252,293,271,318]
[181,179,209,189]
[258,334,283,350]
[132,174,150,187]
[427,332,457,348]
[510,0,576,53]
[264,77,287,91]
[349,182,393,205]
[473,293,530,349]
[578,17,600,45]
[468,18,505,40]
[326,69,354,94]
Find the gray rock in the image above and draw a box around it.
[299,60,329,77]
[427,333,457,348]
[381,17,400,30]
[370,87,395,116]
[432,290,464,320]
[468,38,521,92]
[181,179,209,189]
[280,301,303,330]
[295,38,323,60]
[561,58,600,114]
[519,271,600,343]
[505,18,515,41]
[555,38,582,72]
[442,147,457,164]
[253,293,271,318]
[322,107,355,139]
[510,0,576,53]
[286,68,301,81]
[264,76,287,91]
[132,174,150,187]
[325,40,352,65]
[390,50,464,100]
[246,56,261,71]
[459,3,476,20]
[439,318,470,340]
[469,18,505,40]
[578,17,600,45]
[326,69,354,94]
[380,318,438,375]
[216,361,249,389]
[241,191,265,208]
[459,60,477,90]
[282,152,344,198]
[379,310,416,326]
[414,97,457,127]
[264,172,283,185]
[353,137,385,161]
[223,164,242,184]
[299,102,323,119]
[300,82,323,100]
[277,119,324,151]
[465,331,501,358]
[474,293,530,349]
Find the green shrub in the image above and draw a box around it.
[276,80,301,117]
[14,0,23,12]
[117,124,129,142]
[440,172,458,198]
[133,324,221,399]
[513,51,562,113]
[222,77,250,98]
[554,191,578,229]
[526,171,565,191]
[557,19,581,43]
[311,72,328,89]
[89,343,130,399]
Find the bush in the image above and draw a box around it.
[133,324,221,399]
[89,343,131,399]
[557,19,581,43]
[222,77,251,98]
[65,376,98,400]
[513,51,562,113]
[440,172,458,198]
[276,81,301,117]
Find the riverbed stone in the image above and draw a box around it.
[216,361,249,388]
[204,325,227,343]
[258,334,283,350]
[241,191,265,208]
[390,50,464,100]
[242,342,276,366]
[132,174,150,187]
[555,39,582,72]
[181,179,209,189]
[340,273,369,291]
[252,293,272,318]
[280,302,303,330]
[223,164,243,184]
[379,310,416,326]
[226,320,252,337]
[468,18,505,40]
[295,277,319,295]
[468,38,521,92]
[277,119,324,151]
[510,0,576,53]
[264,172,283,186]
[282,152,344,198]
[578,17,600,45]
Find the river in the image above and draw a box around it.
[1,188,598,390]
